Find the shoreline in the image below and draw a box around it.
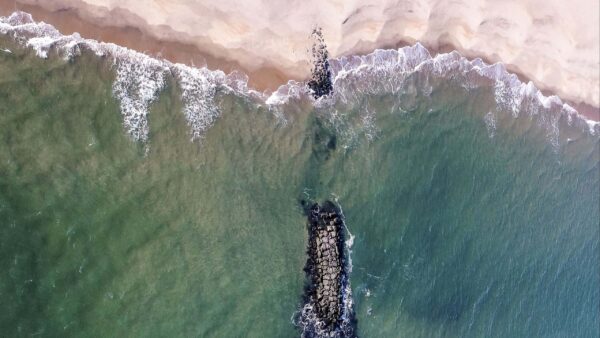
[0,2,598,121]
[0,1,290,93]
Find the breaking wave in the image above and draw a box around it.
[1,10,597,146]
[0,11,259,142]
[272,44,598,148]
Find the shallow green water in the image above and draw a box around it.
[0,37,598,337]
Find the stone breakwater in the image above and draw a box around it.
[309,203,343,324]
[298,201,357,338]
[307,27,333,99]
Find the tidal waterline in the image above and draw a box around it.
[1,34,599,338]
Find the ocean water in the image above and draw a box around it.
[1,12,599,337]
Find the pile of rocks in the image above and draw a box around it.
[307,27,333,98]
[297,200,357,337]
[307,202,344,327]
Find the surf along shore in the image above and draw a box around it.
[0,0,597,121]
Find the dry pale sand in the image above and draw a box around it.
[1,0,598,120]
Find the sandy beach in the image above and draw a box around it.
[1,0,598,120]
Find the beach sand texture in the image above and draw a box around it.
[1,0,598,117]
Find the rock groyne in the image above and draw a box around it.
[307,28,333,98]
[297,200,356,338]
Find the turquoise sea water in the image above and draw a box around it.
[0,20,599,338]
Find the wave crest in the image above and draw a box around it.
[1,11,597,145]
[269,43,598,145]
[0,11,257,142]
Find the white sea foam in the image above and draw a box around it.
[172,64,224,141]
[268,43,598,142]
[1,11,597,145]
[110,50,168,142]
[484,111,497,138]
[265,80,308,106]
[0,11,257,142]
